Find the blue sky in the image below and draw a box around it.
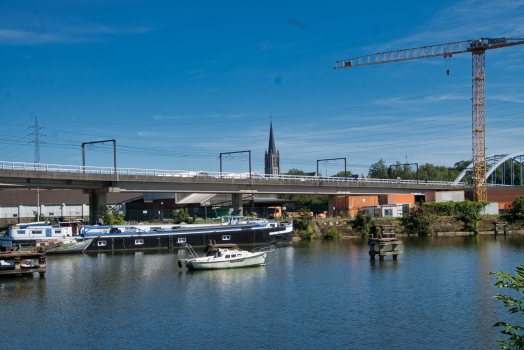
[1,0,524,176]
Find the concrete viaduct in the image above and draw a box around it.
[0,161,469,220]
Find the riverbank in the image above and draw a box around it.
[300,216,524,239]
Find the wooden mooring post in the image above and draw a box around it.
[493,221,508,235]
[0,248,47,277]
[369,225,403,260]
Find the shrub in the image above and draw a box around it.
[488,265,524,349]
[351,211,374,236]
[507,196,524,224]
[298,227,318,240]
[324,227,341,240]
[400,206,432,235]
[172,209,197,224]
[456,201,484,234]
[97,205,125,225]
[293,209,313,232]
[421,201,456,216]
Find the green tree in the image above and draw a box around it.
[351,211,374,236]
[98,205,125,225]
[488,265,524,349]
[286,168,308,176]
[292,210,316,239]
[400,206,432,235]
[331,170,352,177]
[172,208,197,224]
[368,159,388,179]
[293,209,313,231]
[456,201,486,234]
[32,210,48,223]
[277,194,328,207]
[508,196,524,223]
[389,161,416,180]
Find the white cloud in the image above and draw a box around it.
[153,115,185,120]
[362,0,524,53]
[258,40,272,51]
[0,24,153,46]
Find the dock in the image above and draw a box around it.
[493,221,508,235]
[369,225,403,260]
[0,249,46,277]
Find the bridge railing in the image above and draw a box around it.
[0,160,496,186]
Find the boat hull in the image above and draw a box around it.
[46,239,93,254]
[83,224,293,252]
[187,252,267,270]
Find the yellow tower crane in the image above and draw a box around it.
[335,37,524,201]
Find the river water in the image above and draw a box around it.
[1,235,523,349]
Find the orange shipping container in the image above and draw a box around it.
[378,194,415,206]
[334,195,379,217]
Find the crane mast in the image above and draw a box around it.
[335,37,524,201]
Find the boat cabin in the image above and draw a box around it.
[204,243,239,256]
[9,223,73,241]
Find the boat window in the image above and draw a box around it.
[135,239,144,245]
[222,235,231,240]
[32,230,43,235]
[49,212,54,216]
[17,230,25,235]
[231,254,236,258]
[178,237,186,243]
[225,255,230,258]
[98,240,107,247]
[54,230,62,234]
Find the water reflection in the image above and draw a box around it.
[0,237,523,348]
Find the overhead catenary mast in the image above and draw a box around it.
[335,37,524,201]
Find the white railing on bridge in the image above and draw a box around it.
[0,160,503,187]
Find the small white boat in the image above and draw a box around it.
[178,243,274,270]
[0,260,14,270]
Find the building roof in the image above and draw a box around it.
[268,121,276,154]
[0,189,141,206]
[176,193,216,205]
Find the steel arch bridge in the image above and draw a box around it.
[453,152,524,186]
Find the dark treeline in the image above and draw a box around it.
[368,158,524,184]
[368,159,472,182]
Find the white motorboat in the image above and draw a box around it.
[177,243,274,270]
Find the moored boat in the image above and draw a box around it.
[8,222,74,244]
[81,217,293,252]
[178,243,274,270]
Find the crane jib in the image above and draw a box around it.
[334,37,524,202]
[488,37,506,44]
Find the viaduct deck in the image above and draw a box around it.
[0,167,468,195]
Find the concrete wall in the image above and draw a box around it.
[482,203,499,215]
[426,191,464,203]
[361,205,405,218]
[0,204,93,227]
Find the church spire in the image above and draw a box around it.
[268,120,276,154]
[265,116,280,175]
